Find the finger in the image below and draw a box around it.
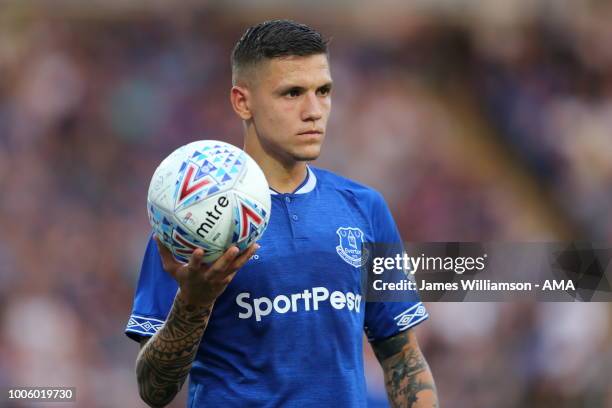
[187,247,205,272]
[221,270,239,286]
[206,246,240,278]
[226,243,259,274]
[218,245,256,285]
[155,236,181,272]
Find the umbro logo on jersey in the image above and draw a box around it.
[336,227,369,268]
[394,303,427,330]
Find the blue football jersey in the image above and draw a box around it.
[126,166,428,407]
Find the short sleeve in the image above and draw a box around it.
[364,193,428,342]
[125,235,179,342]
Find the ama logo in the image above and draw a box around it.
[336,227,368,268]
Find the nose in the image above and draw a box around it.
[300,91,323,122]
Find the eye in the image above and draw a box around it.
[286,88,301,98]
[317,86,331,96]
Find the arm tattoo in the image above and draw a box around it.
[372,330,439,408]
[136,294,212,407]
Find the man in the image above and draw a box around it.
[126,20,438,407]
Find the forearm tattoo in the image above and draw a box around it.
[373,331,438,408]
[136,295,212,407]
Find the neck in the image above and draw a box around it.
[244,130,308,194]
[257,158,308,194]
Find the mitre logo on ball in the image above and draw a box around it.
[147,140,271,263]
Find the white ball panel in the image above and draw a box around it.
[233,153,271,212]
[175,191,234,250]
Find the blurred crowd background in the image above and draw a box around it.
[1,1,611,407]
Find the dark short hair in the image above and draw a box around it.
[231,20,328,84]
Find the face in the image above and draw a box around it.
[245,54,332,164]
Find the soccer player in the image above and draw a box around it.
[126,20,438,407]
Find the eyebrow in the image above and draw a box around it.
[276,81,333,95]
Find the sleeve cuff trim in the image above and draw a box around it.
[126,314,165,336]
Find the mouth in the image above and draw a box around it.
[297,130,323,136]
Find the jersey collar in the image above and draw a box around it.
[269,166,317,195]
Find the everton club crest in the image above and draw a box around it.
[336,227,369,267]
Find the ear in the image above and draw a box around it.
[230,85,252,121]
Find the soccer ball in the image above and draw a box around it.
[147,140,271,264]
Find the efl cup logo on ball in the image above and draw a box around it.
[147,140,271,263]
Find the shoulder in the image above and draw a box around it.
[311,167,400,240]
[311,167,385,207]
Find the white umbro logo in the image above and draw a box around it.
[394,304,427,329]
